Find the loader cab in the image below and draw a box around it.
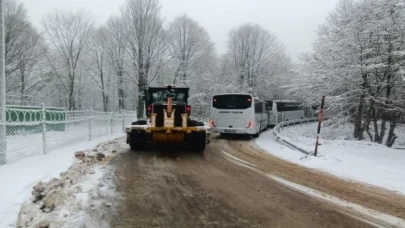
[145,87,189,105]
[144,86,191,126]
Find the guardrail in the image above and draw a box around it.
[273,117,330,156]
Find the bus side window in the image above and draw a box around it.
[255,103,262,113]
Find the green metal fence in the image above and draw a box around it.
[6,106,66,135]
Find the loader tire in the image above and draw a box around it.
[131,120,147,125]
[129,131,144,151]
[188,120,205,127]
[192,131,206,153]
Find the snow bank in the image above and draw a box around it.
[288,120,405,149]
[0,133,124,228]
[15,137,123,228]
[257,124,405,195]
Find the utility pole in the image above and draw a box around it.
[0,0,7,165]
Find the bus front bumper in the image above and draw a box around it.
[212,127,254,135]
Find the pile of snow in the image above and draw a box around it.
[257,123,405,195]
[16,138,123,228]
[0,133,124,228]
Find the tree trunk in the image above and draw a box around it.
[117,65,125,110]
[385,120,397,147]
[363,105,373,142]
[137,56,145,119]
[100,72,108,112]
[137,74,145,120]
[20,67,25,105]
[354,90,366,140]
[105,95,109,112]
[173,65,180,84]
[378,119,386,144]
[102,92,107,112]
[373,118,380,143]
[379,43,393,144]
[68,78,75,110]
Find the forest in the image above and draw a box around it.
[4,0,405,147]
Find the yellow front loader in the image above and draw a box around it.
[126,86,208,152]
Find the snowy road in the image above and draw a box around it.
[107,135,405,228]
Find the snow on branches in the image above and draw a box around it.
[290,0,405,147]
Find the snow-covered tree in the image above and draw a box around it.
[121,0,167,118]
[290,0,405,147]
[42,10,94,110]
[4,0,43,102]
[167,14,214,85]
[224,23,291,99]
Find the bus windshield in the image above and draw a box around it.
[213,95,252,109]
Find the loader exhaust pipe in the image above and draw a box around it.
[167,96,173,114]
[167,85,173,117]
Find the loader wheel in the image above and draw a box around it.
[129,131,144,151]
[192,131,206,153]
[132,120,147,125]
[188,120,205,127]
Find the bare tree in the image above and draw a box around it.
[42,10,93,110]
[227,23,284,90]
[121,0,166,118]
[87,27,110,111]
[4,0,43,102]
[167,14,214,85]
[104,16,128,111]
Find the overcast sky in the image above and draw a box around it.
[21,0,340,60]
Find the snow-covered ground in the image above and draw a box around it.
[256,122,405,195]
[0,133,124,228]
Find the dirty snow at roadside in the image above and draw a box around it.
[15,137,124,228]
[0,133,124,228]
[256,123,405,195]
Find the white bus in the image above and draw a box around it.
[267,100,305,126]
[210,94,268,137]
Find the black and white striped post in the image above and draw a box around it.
[314,96,325,157]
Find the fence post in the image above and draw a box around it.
[88,107,92,141]
[121,110,125,133]
[41,103,48,154]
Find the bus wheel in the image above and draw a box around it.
[253,129,260,138]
